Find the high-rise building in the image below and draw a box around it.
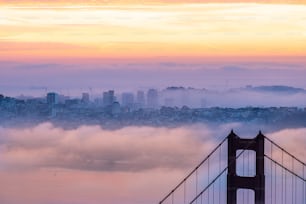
[112,101,121,115]
[0,94,4,103]
[147,89,158,109]
[103,90,115,107]
[136,91,145,108]
[58,94,69,104]
[46,92,58,105]
[121,92,134,108]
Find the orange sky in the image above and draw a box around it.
[1,0,306,5]
[0,2,306,62]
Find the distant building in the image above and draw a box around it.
[0,94,4,103]
[27,97,45,105]
[65,99,81,106]
[112,101,121,115]
[121,92,134,108]
[103,90,115,107]
[136,91,145,108]
[47,92,58,105]
[147,89,158,109]
[94,98,103,106]
[82,93,90,104]
[58,94,69,104]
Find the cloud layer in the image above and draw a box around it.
[0,123,219,204]
[0,123,305,204]
[0,123,217,171]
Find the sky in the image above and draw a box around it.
[1,1,306,95]
[1,3,306,61]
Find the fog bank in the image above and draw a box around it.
[0,123,305,204]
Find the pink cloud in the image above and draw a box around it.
[0,123,217,171]
[0,124,305,204]
[0,123,220,204]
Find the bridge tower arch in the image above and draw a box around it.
[227,131,265,204]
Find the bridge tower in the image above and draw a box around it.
[227,131,265,204]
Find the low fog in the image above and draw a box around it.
[0,123,305,204]
[0,123,217,171]
[1,60,306,99]
[160,87,306,108]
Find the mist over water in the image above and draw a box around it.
[0,122,305,204]
[160,87,306,108]
[1,61,306,97]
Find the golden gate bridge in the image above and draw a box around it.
[159,131,306,204]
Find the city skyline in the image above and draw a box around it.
[3,84,306,108]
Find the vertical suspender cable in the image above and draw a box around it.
[282,150,284,204]
[294,160,297,204]
[219,145,221,204]
[184,180,186,204]
[292,157,294,204]
[208,157,210,204]
[285,168,287,204]
[270,142,273,204]
[213,182,215,204]
[247,150,250,203]
[274,155,276,204]
[196,169,198,204]
[303,165,306,204]
[243,151,245,203]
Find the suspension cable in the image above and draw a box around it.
[190,147,248,204]
[159,136,228,204]
[264,154,305,182]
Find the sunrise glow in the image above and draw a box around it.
[1,3,306,61]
